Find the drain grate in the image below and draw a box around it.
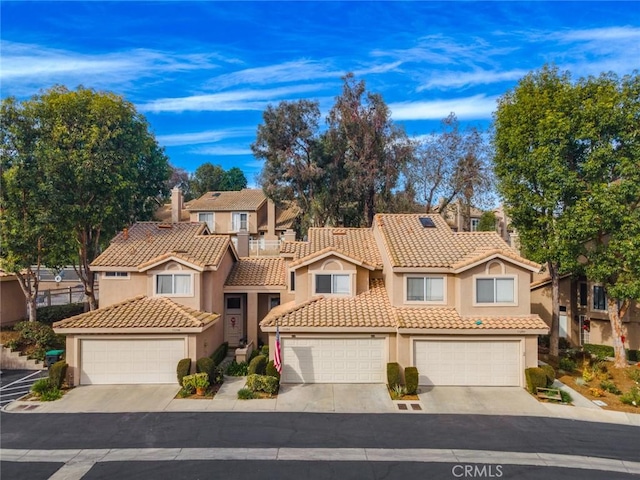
[12,404,40,411]
[411,403,422,411]
[397,403,408,410]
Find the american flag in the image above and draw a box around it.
[274,322,282,374]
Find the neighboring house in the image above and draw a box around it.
[0,271,27,326]
[54,214,547,388]
[531,274,640,350]
[261,214,546,387]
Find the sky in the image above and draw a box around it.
[2,1,639,186]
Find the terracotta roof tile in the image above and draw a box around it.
[452,247,540,271]
[257,201,300,231]
[53,296,220,329]
[187,189,266,211]
[91,222,231,269]
[225,258,286,286]
[397,307,548,330]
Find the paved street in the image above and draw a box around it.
[0,370,48,408]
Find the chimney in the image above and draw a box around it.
[267,199,276,239]
[123,227,129,240]
[171,187,183,223]
[283,229,296,243]
[236,228,249,258]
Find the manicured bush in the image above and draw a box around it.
[226,360,248,376]
[261,345,269,356]
[245,374,279,395]
[237,388,256,400]
[540,364,556,387]
[210,342,229,365]
[49,360,68,389]
[196,357,215,384]
[176,358,191,386]
[248,348,260,362]
[559,357,577,372]
[248,354,267,376]
[404,367,418,395]
[620,386,640,407]
[266,360,280,380]
[387,362,401,388]
[37,303,85,326]
[525,367,548,394]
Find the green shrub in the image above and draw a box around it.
[599,380,621,395]
[620,386,640,407]
[14,321,59,350]
[558,338,571,350]
[538,335,550,348]
[37,303,85,326]
[49,360,68,389]
[31,378,52,395]
[237,388,256,400]
[4,339,20,351]
[525,367,548,394]
[248,354,267,376]
[196,357,215,384]
[261,345,269,356]
[560,390,573,404]
[582,344,640,362]
[404,367,418,395]
[387,362,402,388]
[248,348,260,362]
[211,365,225,385]
[390,384,407,400]
[210,342,229,365]
[31,378,62,401]
[266,360,280,380]
[626,368,640,383]
[540,364,556,387]
[176,358,191,386]
[177,387,192,398]
[245,374,279,395]
[226,360,248,376]
[559,357,577,372]
[40,387,62,401]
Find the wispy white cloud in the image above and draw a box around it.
[389,95,498,121]
[556,26,640,42]
[209,59,337,88]
[157,127,254,147]
[139,84,327,113]
[419,68,530,90]
[191,145,253,156]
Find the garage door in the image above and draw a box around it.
[414,339,521,386]
[80,338,186,385]
[282,338,385,383]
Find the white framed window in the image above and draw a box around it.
[474,276,516,304]
[315,273,351,295]
[405,276,445,303]
[232,212,248,231]
[592,285,607,311]
[198,212,214,231]
[470,218,480,231]
[103,272,129,279]
[155,273,192,296]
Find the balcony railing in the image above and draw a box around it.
[249,240,282,257]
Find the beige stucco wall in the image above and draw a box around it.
[98,272,147,308]
[190,210,259,235]
[293,266,309,304]
[590,320,640,350]
[0,277,27,326]
[202,250,235,314]
[146,263,201,310]
[388,272,455,308]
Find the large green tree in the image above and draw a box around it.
[1,86,170,311]
[190,163,248,199]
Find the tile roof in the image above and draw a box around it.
[375,214,526,269]
[257,201,300,231]
[451,247,540,272]
[225,258,286,287]
[281,228,383,269]
[260,278,396,329]
[53,296,220,330]
[187,189,266,211]
[396,308,548,330]
[91,222,231,269]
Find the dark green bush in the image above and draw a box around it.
[226,360,248,376]
[237,388,256,400]
[600,380,621,395]
[525,367,548,394]
[404,367,418,395]
[248,348,260,362]
[246,374,279,395]
[176,358,191,386]
[40,387,62,401]
[37,303,85,326]
[540,364,556,387]
[387,362,401,388]
[266,360,280,380]
[210,342,229,365]
[559,357,577,372]
[248,354,267,375]
[538,335,550,348]
[261,345,269,356]
[14,321,57,348]
[49,360,68,389]
[31,378,52,395]
[583,343,640,362]
[196,357,215,384]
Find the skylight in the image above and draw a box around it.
[419,217,436,228]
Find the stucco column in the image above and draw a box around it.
[247,291,259,348]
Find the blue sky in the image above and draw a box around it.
[2,1,639,186]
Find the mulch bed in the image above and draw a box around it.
[175,383,222,400]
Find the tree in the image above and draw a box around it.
[493,66,584,358]
[2,86,169,311]
[477,211,497,232]
[167,165,193,201]
[220,167,247,191]
[191,163,225,198]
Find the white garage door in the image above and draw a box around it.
[80,338,186,385]
[414,339,521,386]
[282,338,385,383]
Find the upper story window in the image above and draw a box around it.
[315,273,350,295]
[579,282,588,307]
[289,271,296,292]
[470,218,480,231]
[232,212,248,231]
[593,285,607,311]
[156,273,191,296]
[104,272,129,279]
[198,212,214,231]
[406,276,445,303]
[475,276,515,304]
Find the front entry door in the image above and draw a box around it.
[224,295,244,346]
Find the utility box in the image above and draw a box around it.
[45,349,65,368]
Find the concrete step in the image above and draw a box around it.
[0,344,46,370]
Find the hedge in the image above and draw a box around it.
[387,362,402,388]
[49,360,68,389]
[37,303,85,326]
[245,374,279,395]
[525,367,548,394]
[583,344,640,362]
[248,354,267,376]
[404,367,418,395]
[176,358,191,386]
[210,342,229,365]
[196,357,215,384]
[266,360,280,380]
[540,364,556,387]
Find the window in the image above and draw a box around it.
[289,271,296,292]
[315,274,350,295]
[156,274,191,295]
[406,276,444,302]
[232,212,248,231]
[476,277,515,304]
[579,282,588,307]
[198,212,214,231]
[269,296,280,310]
[226,297,241,310]
[593,285,607,311]
[470,218,480,231]
[104,272,129,279]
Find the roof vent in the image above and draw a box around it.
[212,192,221,197]
[158,224,173,229]
[419,217,436,228]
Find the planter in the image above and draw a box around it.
[196,387,206,396]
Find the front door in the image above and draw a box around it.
[224,295,244,346]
